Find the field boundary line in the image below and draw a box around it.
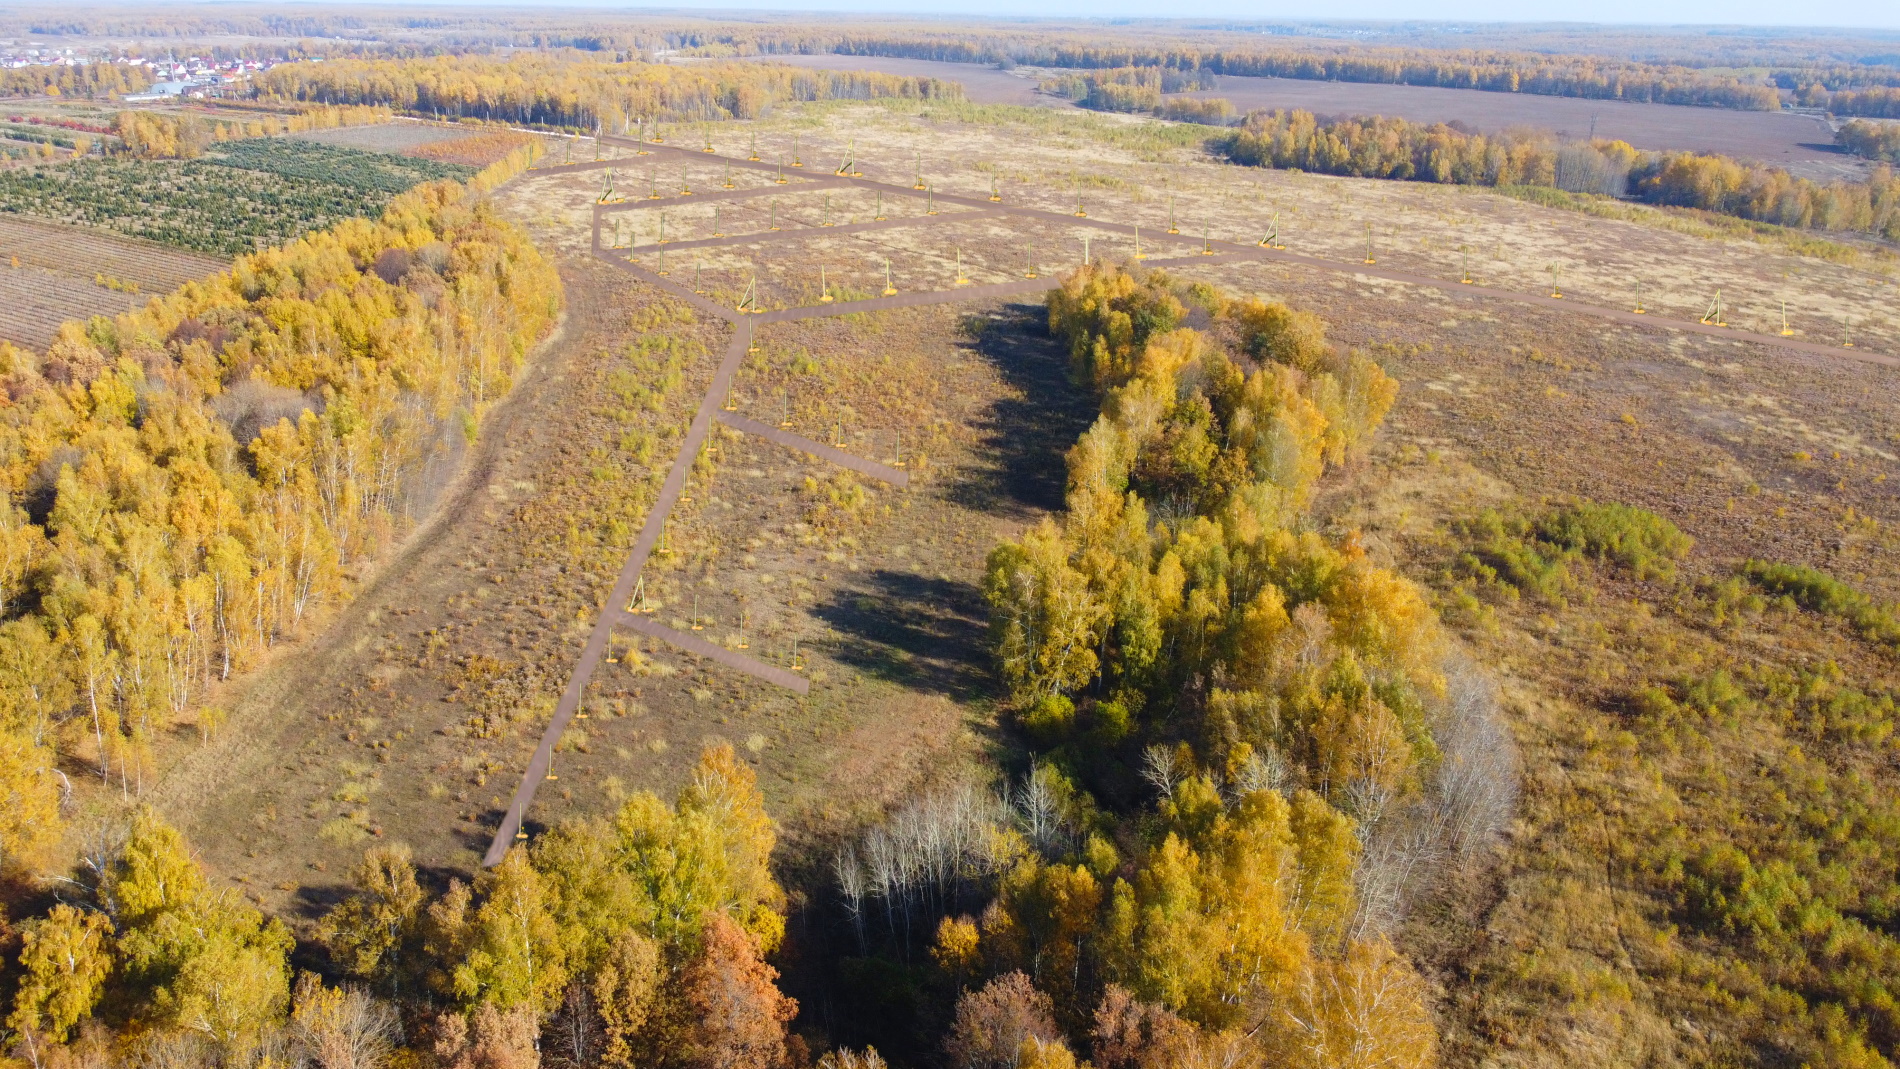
[715,410,911,485]
[618,614,812,695]
[484,324,753,865]
[596,176,852,215]
[618,209,1002,256]
[528,158,644,175]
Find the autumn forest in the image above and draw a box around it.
[2,12,1900,1069]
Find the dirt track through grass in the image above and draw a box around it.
[483,130,1898,868]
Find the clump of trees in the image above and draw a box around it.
[252,53,962,131]
[5,744,799,1069]
[1226,108,1900,240]
[1835,118,1900,163]
[1037,67,1225,121]
[0,160,560,870]
[814,264,1515,1064]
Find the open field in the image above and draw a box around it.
[291,120,478,153]
[128,97,1900,1066]
[153,253,1085,907]
[760,53,1862,180]
[162,95,1900,880]
[0,214,224,348]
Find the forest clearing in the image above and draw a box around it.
[127,98,1900,1067]
[1,25,1898,1069]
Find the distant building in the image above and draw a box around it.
[123,80,193,102]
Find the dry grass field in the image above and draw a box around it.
[291,121,477,153]
[761,53,1858,177]
[148,99,1899,1065]
[0,214,224,348]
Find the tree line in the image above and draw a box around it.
[0,64,151,102]
[6,744,807,1069]
[0,148,560,872]
[1226,109,1900,241]
[803,264,1516,1064]
[1825,87,1900,119]
[250,53,963,132]
[798,33,1784,111]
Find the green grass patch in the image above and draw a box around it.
[1743,560,1900,649]
[1454,499,1691,602]
[1534,500,1693,581]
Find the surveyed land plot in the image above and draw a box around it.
[475,115,1892,862]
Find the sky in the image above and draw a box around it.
[528,0,1900,31]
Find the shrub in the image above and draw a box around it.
[1535,501,1691,580]
[1743,561,1900,648]
[1022,694,1077,747]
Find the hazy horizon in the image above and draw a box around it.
[234,0,1900,34]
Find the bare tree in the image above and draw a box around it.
[1431,658,1519,865]
[545,982,600,1069]
[835,844,869,954]
[839,781,1013,956]
[1351,821,1443,941]
[1139,746,1179,801]
[292,982,400,1069]
[1013,767,1066,857]
[1232,745,1288,797]
[1350,653,1519,939]
[131,1032,220,1069]
[816,1050,888,1069]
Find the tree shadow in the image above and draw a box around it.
[941,302,1097,520]
[812,570,994,699]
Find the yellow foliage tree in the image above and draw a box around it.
[8,904,114,1042]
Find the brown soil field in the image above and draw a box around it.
[0,214,224,349]
[148,101,1900,1064]
[291,120,483,153]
